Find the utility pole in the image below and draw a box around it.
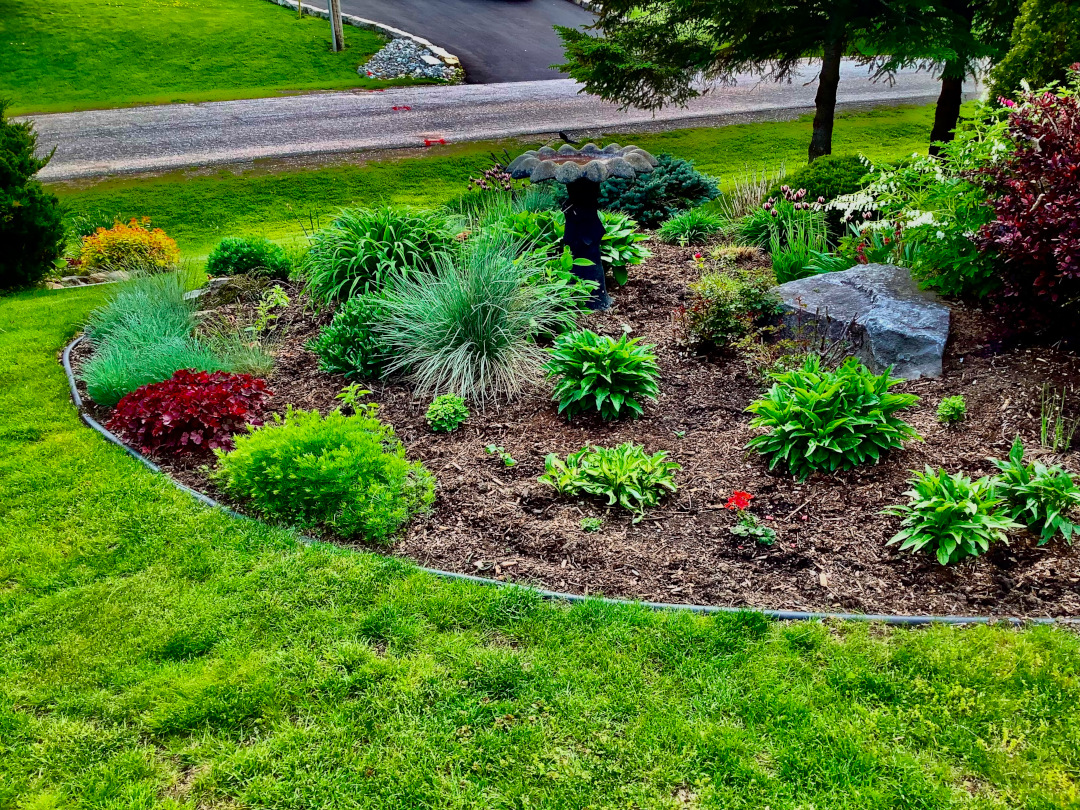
[328,0,344,52]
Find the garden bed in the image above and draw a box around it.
[71,242,1080,618]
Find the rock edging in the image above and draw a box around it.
[262,0,463,81]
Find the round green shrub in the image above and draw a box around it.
[212,406,435,544]
[425,394,470,432]
[1,101,64,290]
[679,267,780,348]
[989,0,1080,100]
[206,236,291,279]
[307,293,393,379]
[767,155,868,204]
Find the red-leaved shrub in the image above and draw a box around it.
[108,369,271,457]
[977,67,1080,331]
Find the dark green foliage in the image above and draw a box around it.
[545,330,661,421]
[679,266,780,348]
[747,356,920,481]
[555,154,719,228]
[657,208,725,245]
[539,443,679,521]
[767,155,868,203]
[206,236,291,279]
[303,206,453,303]
[992,436,1080,544]
[212,406,435,544]
[989,0,1080,99]
[885,467,1019,565]
[0,101,64,290]
[425,394,470,433]
[307,292,393,379]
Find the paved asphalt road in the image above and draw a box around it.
[340,0,594,84]
[31,62,956,182]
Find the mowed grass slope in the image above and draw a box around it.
[0,0,405,115]
[53,104,937,257]
[1,286,1079,808]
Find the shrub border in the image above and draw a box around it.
[62,333,1078,627]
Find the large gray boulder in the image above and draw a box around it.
[775,264,950,379]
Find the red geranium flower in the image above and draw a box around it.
[725,490,754,511]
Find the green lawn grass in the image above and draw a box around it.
[52,104,938,258]
[2,286,1079,808]
[0,0,411,115]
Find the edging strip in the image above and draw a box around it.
[63,334,1078,628]
[262,0,462,75]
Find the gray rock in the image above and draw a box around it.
[775,263,950,379]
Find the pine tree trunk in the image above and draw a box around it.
[929,67,964,156]
[809,33,845,163]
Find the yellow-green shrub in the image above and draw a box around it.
[80,217,180,271]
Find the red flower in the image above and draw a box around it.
[725,490,754,511]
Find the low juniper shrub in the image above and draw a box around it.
[539,443,679,522]
[212,406,435,544]
[207,236,291,279]
[747,356,920,481]
[426,394,470,433]
[545,330,660,421]
[107,369,271,457]
[885,467,1019,564]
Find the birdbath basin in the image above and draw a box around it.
[507,143,657,310]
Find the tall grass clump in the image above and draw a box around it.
[80,268,258,407]
[770,214,829,284]
[376,231,584,405]
[302,206,453,304]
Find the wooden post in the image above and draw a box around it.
[328,0,344,52]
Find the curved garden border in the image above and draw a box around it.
[262,0,462,78]
[62,334,1080,628]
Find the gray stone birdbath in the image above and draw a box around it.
[507,143,657,310]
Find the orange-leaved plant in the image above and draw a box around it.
[80,217,180,271]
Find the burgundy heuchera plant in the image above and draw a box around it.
[108,369,271,458]
[977,65,1080,330]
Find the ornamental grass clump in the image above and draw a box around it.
[657,208,724,245]
[992,436,1080,545]
[108,369,270,458]
[212,406,435,545]
[376,231,582,405]
[545,330,660,421]
[885,467,1019,565]
[747,356,920,481]
[539,443,679,522]
[303,206,453,303]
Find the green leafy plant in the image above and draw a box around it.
[248,285,290,335]
[484,444,517,467]
[376,231,584,405]
[992,436,1080,545]
[545,330,660,421]
[988,0,1080,100]
[767,156,868,205]
[426,394,470,433]
[206,236,291,279]
[725,490,776,546]
[1040,385,1079,453]
[769,212,829,284]
[885,467,1019,565]
[599,210,650,285]
[937,395,967,425]
[1,100,64,290]
[539,443,679,522]
[657,208,725,245]
[747,356,920,481]
[307,292,394,380]
[679,266,781,348]
[335,384,374,414]
[212,406,434,545]
[303,206,453,303]
[580,516,604,532]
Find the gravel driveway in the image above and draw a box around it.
[339,0,594,83]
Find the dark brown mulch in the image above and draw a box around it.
[72,246,1080,618]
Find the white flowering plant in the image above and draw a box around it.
[831,111,1009,298]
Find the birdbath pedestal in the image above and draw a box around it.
[507,143,657,310]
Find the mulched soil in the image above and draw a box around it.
[71,243,1080,618]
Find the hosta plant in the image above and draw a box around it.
[545,330,660,421]
[991,436,1080,545]
[426,394,470,433]
[885,467,1019,565]
[213,407,435,544]
[599,210,650,285]
[107,369,270,457]
[747,356,920,481]
[539,443,679,522]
